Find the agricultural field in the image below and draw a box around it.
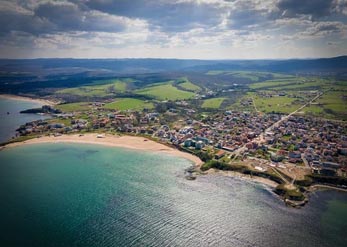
[253,94,303,114]
[56,102,91,112]
[176,78,201,91]
[206,70,294,82]
[135,82,195,101]
[250,78,302,89]
[250,77,336,91]
[247,76,347,119]
[201,97,226,109]
[104,98,153,111]
[56,79,130,97]
[304,91,347,120]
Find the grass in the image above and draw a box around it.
[56,79,129,97]
[250,77,335,91]
[177,78,201,91]
[252,93,303,114]
[135,81,195,101]
[104,98,154,111]
[47,118,72,126]
[250,78,301,89]
[207,70,295,82]
[56,102,91,112]
[304,91,347,119]
[202,97,226,109]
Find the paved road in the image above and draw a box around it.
[231,92,323,161]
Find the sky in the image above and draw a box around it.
[0,0,346,59]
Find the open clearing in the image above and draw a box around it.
[177,78,201,91]
[104,98,154,111]
[135,82,195,101]
[56,79,129,97]
[56,102,91,112]
[202,97,226,109]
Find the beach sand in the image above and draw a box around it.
[3,133,282,188]
[4,133,203,166]
[0,94,56,106]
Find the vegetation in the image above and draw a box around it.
[201,97,226,109]
[275,184,305,201]
[56,102,91,112]
[176,78,201,91]
[56,79,130,97]
[104,98,154,111]
[135,82,195,101]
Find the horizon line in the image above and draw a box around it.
[0,55,346,61]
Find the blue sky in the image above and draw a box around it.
[0,0,346,59]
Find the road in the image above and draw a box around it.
[231,92,323,161]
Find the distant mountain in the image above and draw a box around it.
[184,56,347,74]
[0,56,346,75]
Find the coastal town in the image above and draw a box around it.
[7,95,347,207]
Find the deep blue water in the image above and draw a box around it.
[0,143,346,247]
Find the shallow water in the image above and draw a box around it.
[0,143,346,247]
[0,97,49,142]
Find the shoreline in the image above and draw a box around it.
[2,133,279,188]
[205,168,279,188]
[0,94,56,106]
[2,133,203,167]
[2,133,346,205]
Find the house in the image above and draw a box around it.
[215,150,226,159]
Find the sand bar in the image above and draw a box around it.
[3,134,203,166]
[0,94,56,106]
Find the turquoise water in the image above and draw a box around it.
[0,97,49,143]
[0,143,347,247]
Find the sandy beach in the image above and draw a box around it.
[0,94,56,106]
[2,133,282,188]
[3,133,203,166]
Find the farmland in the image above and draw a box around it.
[135,82,195,101]
[202,97,226,109]
[56,79,130,97]
[176,78,201,91]
[104,98,154,111]
[56,102,91,112]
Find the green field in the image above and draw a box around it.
[250,78,301,89]
[304,91,347,119]
[56,79,129,97]
[251,92,305,114]
[207,70,294,82]
[135,82,195,101]
[56,102,91,112]
[177,78,201,91]
[104,98,154,111]
[250,78,335,91]
[202,97,226,109]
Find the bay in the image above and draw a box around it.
[0,143,346,247]
[0,96,49,143]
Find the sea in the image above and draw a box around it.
[0,98,347,247]
[0,96,49,143]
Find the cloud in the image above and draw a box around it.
[0,0,346,59]
[82,0,227,32]
[277,0,334,19]
[34,1,134,33]
[0,0,145,36]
